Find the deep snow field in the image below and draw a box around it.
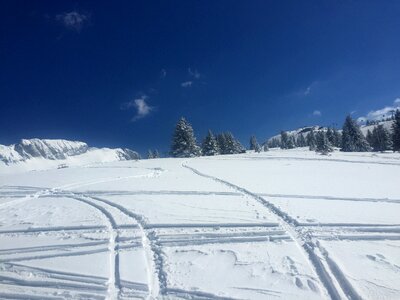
[0,148,399,299]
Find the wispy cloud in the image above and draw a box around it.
[313,110,322,116]
[181,81,193,88]
[188,68,201,79]
[56,11,90,32]
[357,98,400,123]
[122,95,154,122]
[304,86,311,96]
[160,69,167,79]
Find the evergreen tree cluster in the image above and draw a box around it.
[170,110,400,158]
[366,125,392,152]
[280,131,296,149]
[170,117,246,157]
[315,131,333,154]
[296,134,307,147]
[267,137,281,148]
[147,149,160,159]
[249,135,261,152]
[216,132,245,155]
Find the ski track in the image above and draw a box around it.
[183,162,365,300]
[0,170,164,299]
[2,161,398,299]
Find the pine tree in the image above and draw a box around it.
[170,117,201,157]
[307,130,316,150]
[289,135,296,148]
[326,128,335,145]
[225,132,244,154]
[297,134,306,147]
[147,150,154,159]
[268,137,281,148]
[202,130,220,156]
[333,129,342,148]
[217,133,228,154]
[371,125,392,152]
[153,149,160,158]
[341,115,370,152]
[315,131,333,154]
[263,143,269,152]
[393,109,400,152]
[366,129,374,146]
[249,135,261,152]
[280,131,289,149]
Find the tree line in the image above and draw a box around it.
[274,110,400,154]
[166,109,400,158]
[170,117,250,157]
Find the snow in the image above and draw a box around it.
[0,139,139,175]
[0,148,399,299]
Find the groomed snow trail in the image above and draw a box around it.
[183,162,362,300]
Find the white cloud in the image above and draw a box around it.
[357,98,400,123]
[181,81,193,88]
[188,68,201,79]
[160,69,167,79]
[304,86,311,96]
[56,11,89,31]
[122,96,154,121]
[313,110,321,116]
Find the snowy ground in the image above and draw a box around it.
[0,148,399,299]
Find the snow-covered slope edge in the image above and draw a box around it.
[0,138,140,174]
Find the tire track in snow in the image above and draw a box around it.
[87,195,164,299]
[60,194,120,300]
[183,163,362,300]
[61,191,162,299]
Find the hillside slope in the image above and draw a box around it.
[0,149,399,299]
[0,139,140,174]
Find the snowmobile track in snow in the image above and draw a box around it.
[183,162,362,300]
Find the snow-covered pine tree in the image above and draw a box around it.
[263,143,269,152]
[341,115,370,152]
[393,109,400,152]
[371,125,392,152]
[170,117,201,157]
[147,150,154,159]
[234,137,246,153]
[297,134,306,147]
[249,135,261,152]
[224,132,244,154]
[315,131,333,155]
[217,133,228,154]
[366,129,374,146]
[280,131,289,149]
[153,149,160,158]
[326,128,335,145]
[288,135,296,149]
[307,129,316,150]
[268,137,280,148]
[202,130,220,156]
[333,128,342,148]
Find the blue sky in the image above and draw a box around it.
[1,1,400,155]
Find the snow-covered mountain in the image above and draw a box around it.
[0,139,140,173]
[265,119,394,144]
